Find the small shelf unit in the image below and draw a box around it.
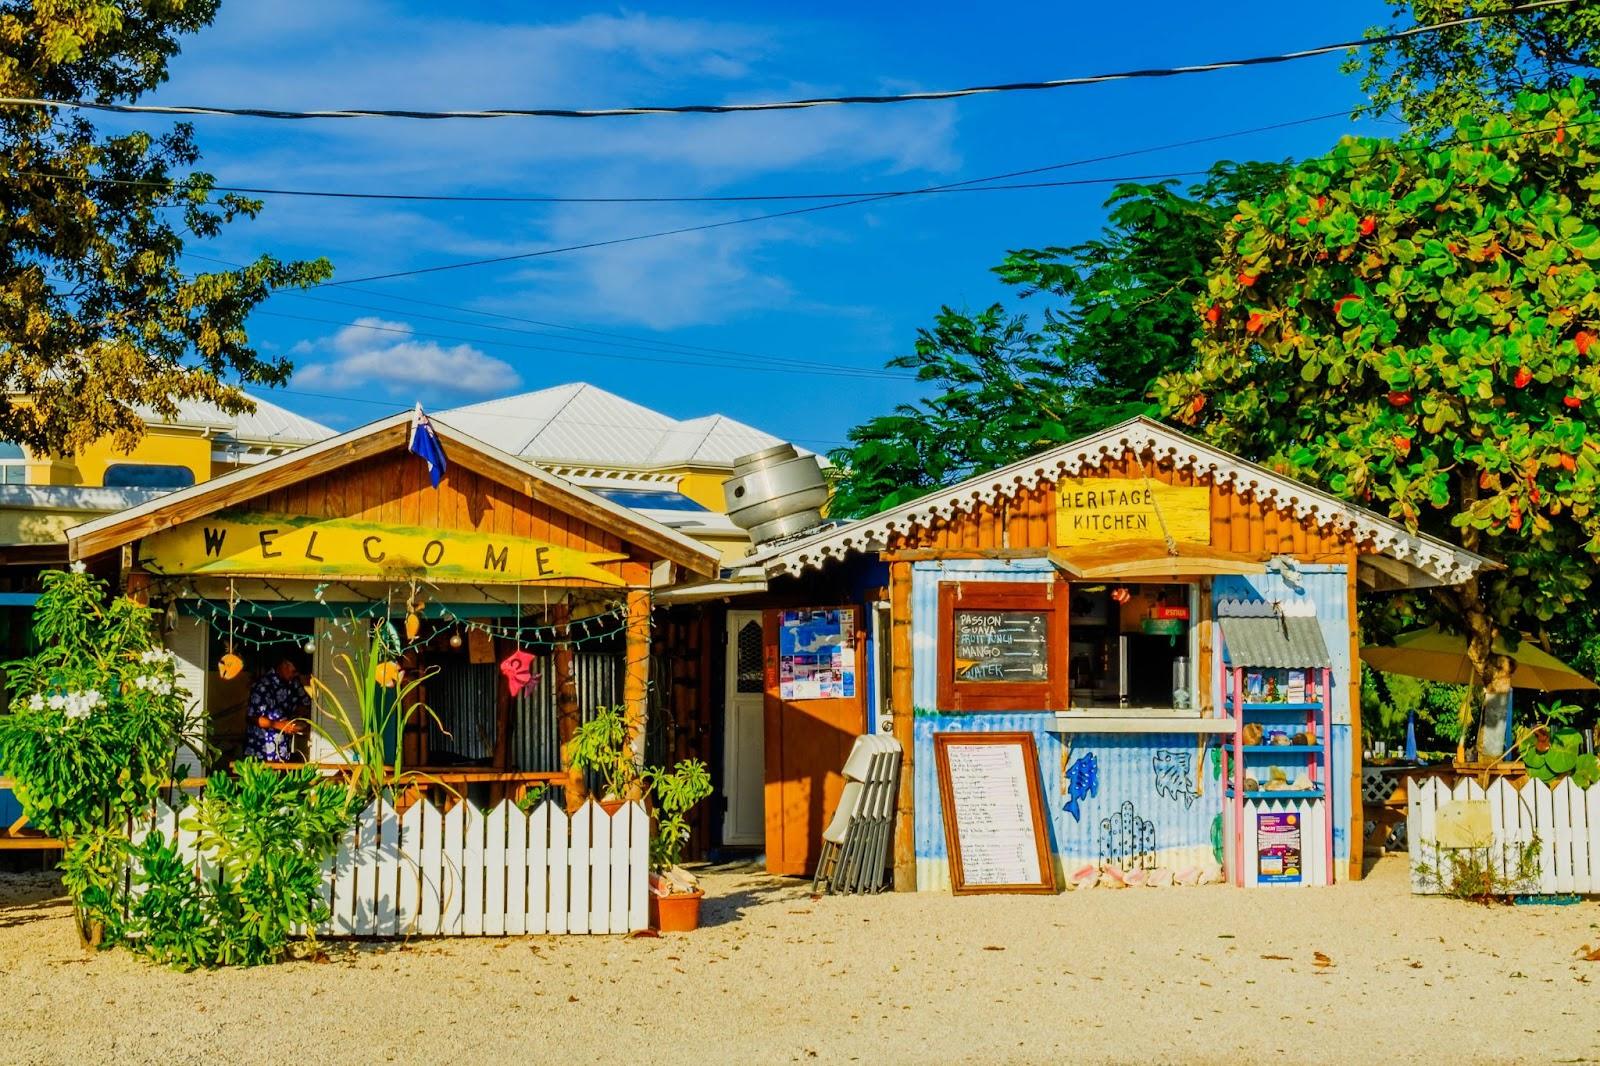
[1224,664,1336,887]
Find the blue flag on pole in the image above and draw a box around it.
[409,403,447,489]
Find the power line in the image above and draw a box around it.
[0,2,1571,122]
[21,107,1362,211]
[314,111,1600,287]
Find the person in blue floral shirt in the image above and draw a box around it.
[243,657,311,762]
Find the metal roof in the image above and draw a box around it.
[440,383,795,470]
[135,393,334,446]
[740,416,1496,588]
[1215,598,1333,669]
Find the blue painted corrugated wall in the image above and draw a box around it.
[911,560,1225,891]
[909,559,1356,892]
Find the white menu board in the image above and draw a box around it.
[935,732,1055,894]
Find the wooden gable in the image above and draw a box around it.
[888,449,1359,565]
[69,414,719,584]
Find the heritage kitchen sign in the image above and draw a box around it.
[138,510,628,585]
[1055,477,1211,548]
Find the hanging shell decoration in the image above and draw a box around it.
[374,661,403,688]
[217,653,244,681]
[404,599,424,642]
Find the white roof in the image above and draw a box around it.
[138,393,333,446]
[743,416,1496,588]
[441,383,795,470]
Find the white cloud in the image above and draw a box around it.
[291,317,518,397]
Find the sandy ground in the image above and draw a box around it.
[1,856,1597,1066]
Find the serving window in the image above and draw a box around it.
[937,581,1067,711]
[1067,581,1198,711]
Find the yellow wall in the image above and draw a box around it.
[669,467,734,512]
[27,426,212,487]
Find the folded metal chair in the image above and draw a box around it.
[814,734,902,895]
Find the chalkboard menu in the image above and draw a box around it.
[934,732,1056,894]
[952,610,1049,683]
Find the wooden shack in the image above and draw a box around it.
[65,412,721,806]
[739,417,1495,890]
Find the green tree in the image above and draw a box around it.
[1156,80,1600,754]
[0,1,331,458]
[828,163,1289,517]
[1349,0,1600,134]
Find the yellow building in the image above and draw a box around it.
[0,396,333,554]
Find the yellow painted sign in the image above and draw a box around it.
[138,510,628,585]
[1055,478,1212,548]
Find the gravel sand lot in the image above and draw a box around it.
[1,856,1597,1065]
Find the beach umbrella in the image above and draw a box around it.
[1360,627,1598,691]
[1404,711,1417,762]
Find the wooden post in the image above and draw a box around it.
[623,588,651,800]
[1346,547,1364,882]
[553,600,587,813]
[890,561,916,892]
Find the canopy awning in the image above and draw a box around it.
[1216,598,1332,670]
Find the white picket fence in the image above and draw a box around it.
[1407,776,1600,895]
[132,797,650,935]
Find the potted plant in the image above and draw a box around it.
[568,705,641,814]
[643,757,713,932]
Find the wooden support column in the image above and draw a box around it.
[623,588,651,799]
[1346,546,1364,882]
[553,600,587,813]
[890,560,917,892]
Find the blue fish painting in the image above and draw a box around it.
[1063,753,1099,822]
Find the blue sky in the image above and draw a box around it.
[136,0,1402,453]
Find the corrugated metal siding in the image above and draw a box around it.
[909,560,1221,891]
[1213,567,1354,864]
[427,659,499,762]
[509,651,624,772]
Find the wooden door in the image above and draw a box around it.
[723,611,767,847]
[762,606,868,876]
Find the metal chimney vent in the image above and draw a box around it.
[723,444,828,545]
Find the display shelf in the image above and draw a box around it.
[1240,702,1322,712]
[1242,744,1322,754]
[1228,789,1324,800]
[1222,658,1336,888]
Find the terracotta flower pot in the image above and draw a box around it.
[650,888,704,933]
[599,796,625,816]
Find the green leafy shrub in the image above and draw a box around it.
[643,758,713,873]
[125,761,352,969]
[569,705,641,800]
[0,566,196,943]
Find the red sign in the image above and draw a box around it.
[1152,606,1190,621]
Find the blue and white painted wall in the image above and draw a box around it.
[909,558,1355,892]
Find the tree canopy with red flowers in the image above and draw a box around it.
[1157,80,1600,744]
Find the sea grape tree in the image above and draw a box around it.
[1157,80,1600,751]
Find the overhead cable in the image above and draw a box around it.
[0,1,1571,121]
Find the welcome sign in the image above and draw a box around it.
[138,510,628,585]
[1055,478,1211,548]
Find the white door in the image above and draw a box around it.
[723,611,766,847]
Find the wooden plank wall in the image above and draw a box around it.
[656,605,715,858]
[234,452,640,587]
[890,450,1360,561]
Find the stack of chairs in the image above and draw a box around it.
[812,734,902,895]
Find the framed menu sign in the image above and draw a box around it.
[934,732,1056,895]
[937,581,1066,711]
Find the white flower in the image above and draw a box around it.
[47,693,65,710]
[138,649,174,666]
[69,561,86,574]
[27,693,43,711]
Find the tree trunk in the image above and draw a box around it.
[1451,469,1496,764]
